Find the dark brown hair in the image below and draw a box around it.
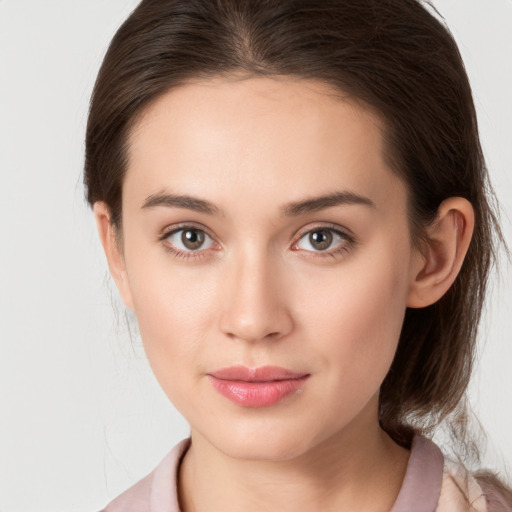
[84,0,507,486]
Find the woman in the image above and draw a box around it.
[85,0,511,510]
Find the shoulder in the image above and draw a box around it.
[101,438,191,512]
[438,460,487,511]
[438,459,512,512]
[476,474,512,512]
[101,471,153,512]
[396,435,512,512]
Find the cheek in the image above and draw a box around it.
[126,256,218,390]
[300,246,409,390]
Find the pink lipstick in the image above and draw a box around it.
[207,365,310,408]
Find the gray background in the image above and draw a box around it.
[0,1,511,511]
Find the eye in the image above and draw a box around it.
[163,227,215,252]
[293,227,353,255]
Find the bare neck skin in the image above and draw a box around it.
[178,395,410,512]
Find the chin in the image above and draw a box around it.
[222,437,313,462]
[202,417,328,462]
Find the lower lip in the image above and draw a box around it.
[208,375,309,408]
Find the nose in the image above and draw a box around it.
[218,250,293,344]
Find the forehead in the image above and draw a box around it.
[124,75,407,217]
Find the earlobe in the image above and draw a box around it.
[93,202,135,311]
[407,197,475,308]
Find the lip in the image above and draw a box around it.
[207,365,310,408]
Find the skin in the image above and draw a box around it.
[94,75,474,512]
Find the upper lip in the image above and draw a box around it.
[207,365,309,382]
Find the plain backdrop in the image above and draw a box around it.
[0,1,511,511]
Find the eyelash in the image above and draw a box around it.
[292,225,355,260]
[158,223,356,262]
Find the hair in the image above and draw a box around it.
[84,0,510,497]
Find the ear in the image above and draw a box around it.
[407,197,475,308]
[93,202,134,311]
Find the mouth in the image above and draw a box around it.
[206,365,310,407]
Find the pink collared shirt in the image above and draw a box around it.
[101,435,510,511]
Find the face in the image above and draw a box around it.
[115,75,420,461]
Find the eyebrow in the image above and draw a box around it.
[142,192,221,215]
[281,191,376,216]
[141,190,376,216]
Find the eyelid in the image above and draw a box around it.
[159,221,216,241]
[291,223,357,257]
[158,221,356,261]
[158,222,221,258]
[294,222,355,241]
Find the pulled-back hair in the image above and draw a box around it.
[84,0,507,479]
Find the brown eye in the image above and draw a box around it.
[164,227,214,252]
[308,230,333,251]
[294,227,351,254]
[181,229,205,250]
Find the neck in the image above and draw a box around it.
[178,404,410,512]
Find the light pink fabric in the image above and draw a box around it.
[390,435,444,512]
[102,439,190,512]
[101,435,508,511]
